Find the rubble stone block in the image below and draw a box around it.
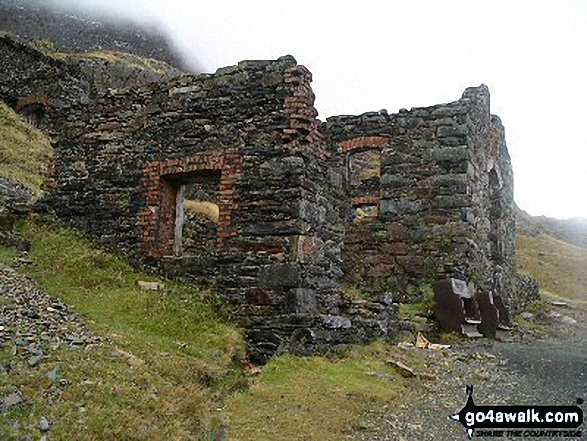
[432,279,466,333]
[258,264,301,288]
[477,291,498,338]
[288,288,317,314]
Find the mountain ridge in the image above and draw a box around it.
[0,0,186,70]
[515,204,587,249]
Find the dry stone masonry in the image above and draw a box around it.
[0,34,534,361]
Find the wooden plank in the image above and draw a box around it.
[174,184,186,256]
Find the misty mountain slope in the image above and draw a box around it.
[1,31,185,107]
[534,216,587,249]
[0,0,186,69]
[61,49,184,91]
[517,231,587,305]
[515,204,587,249]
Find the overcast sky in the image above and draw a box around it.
[43,0,587,219]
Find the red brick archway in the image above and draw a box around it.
[15,94,49,127]
[140,149,241,257]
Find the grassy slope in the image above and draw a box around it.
[64,51,179,76]
[517,232,587,305]
[225,343,434,441]
[0,102,52,195]
[0,219,423,440]
[0,219,245,439]
[0,88,414,441]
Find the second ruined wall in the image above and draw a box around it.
[324,86,516,305]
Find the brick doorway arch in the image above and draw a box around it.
[140,149,241,258]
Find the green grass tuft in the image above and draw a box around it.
[0,102,52,195]
[0,246,17,266]
[226,342,415,441]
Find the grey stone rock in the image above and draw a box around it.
[436,124,468,138]
[288,289,317,314]
[38,417,50,432]
[375,292,394,306]
[386,359,417,378]
[0,263,101,364]
[28,354,44,367]
[46,367,61,382]
[432,195,470,209]
[212,423,230,441]
[322,315,352,329]
[380,174,413,189]
[427,146,469,163]
[2,392,24,411]
[560,316,577,326]
[380,199,422,215]
[258,264,300,288]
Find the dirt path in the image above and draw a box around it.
[355,303,587,441]
[492,305,587,407]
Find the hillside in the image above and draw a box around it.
[0,32,184,101]
[515,205,587,304]
[62,50,184,92]
[515,204,587,250]
[517,231,587,305]
[0,0,185,69]
[0,102,51,196]
[534,216,587,249]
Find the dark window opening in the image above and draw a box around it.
[19,103,46,127]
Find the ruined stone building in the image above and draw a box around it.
[1,34,521,361]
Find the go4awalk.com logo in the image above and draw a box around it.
[450,386,584,439]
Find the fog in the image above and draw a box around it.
[21,0,587,219]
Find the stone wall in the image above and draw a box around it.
[0,34,90,132]
[2,42,394,362]
[0,34,180,132]
[513,275,540,315]
[1,34,522,357]
[324,86,517,314]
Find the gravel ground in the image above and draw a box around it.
[355,304,587,441]
[0,262,103,378]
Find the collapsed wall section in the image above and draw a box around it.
[0,34,90,130]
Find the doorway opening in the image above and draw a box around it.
[18,102,46,127]
[488,168,503,264]
[163,170,221,257]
